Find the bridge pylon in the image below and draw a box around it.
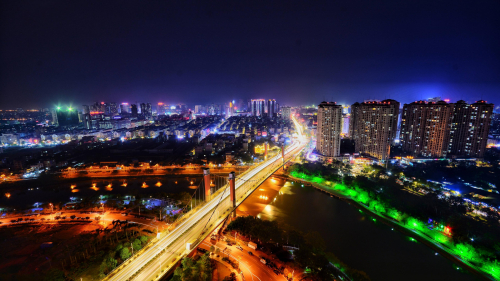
[203,168,211,201]
[229,171,236,217]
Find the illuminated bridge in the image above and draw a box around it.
[103,127,306,281]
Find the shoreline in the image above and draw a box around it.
[287,174,494,281]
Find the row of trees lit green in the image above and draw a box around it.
[290,163,500,280]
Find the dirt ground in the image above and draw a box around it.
[0,221,108,281]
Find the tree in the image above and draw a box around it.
[209,245,215,254]
[70,215,76,219]
[139,235,148,245]
[120,247,131,260]
[132,239,142,251]
[223,272,237,281]
[43,268,65,281]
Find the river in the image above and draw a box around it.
[237,176,483,281]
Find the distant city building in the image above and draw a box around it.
[316,102,342,158]
[267,99,278,117]
[448,100,493,158]
[349,99,399,160]
[251,99,266,117]
[106,102,119,115]
[400,100,454,158]
[281,106,291,120]
[251,99,278,117]
[120,103,131,114]
[53,107,79,128]
[157,103,168,115]
[427,97,442,103]
[82,105,90,114]
[195,105,203,114]
[140,103,152,119]
[131,104,138,117]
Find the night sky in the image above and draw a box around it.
[1,0,500,109]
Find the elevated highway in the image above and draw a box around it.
[104,136,306,281]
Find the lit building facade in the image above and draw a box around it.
[448,100,493,158]
[400,100,454,158]
[281,106,291,120]
[316,102,342,158]
[349,99,399,160]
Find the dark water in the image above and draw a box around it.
[0,176,201,209]
[259,181,483,281]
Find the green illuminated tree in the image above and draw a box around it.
[132,238,142,251]
[120,247,131,260]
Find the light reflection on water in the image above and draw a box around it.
[256,179,480,281]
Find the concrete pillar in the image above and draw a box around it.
[229,172,236,217]
[203,168,211,201]
[264,142,268,157]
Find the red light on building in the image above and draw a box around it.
[444,226,451,235]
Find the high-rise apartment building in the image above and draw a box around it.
[448,100,493,158]
[120,103,130,114]
[400,100,454,158]
[106,102,118,116]
[131,104,138,117]
[281,106,291,120]
[267,99,277,117]
[140,103,152,119]
[349,99,399,160]
[316,102,342,158]
[251,99,266,117]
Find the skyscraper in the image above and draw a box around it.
[448,100,493,158]
[281,106,291,120]
[131,104,138,117]
[53,106,79,128]
[120,103,130,114]
[349,99,400,160]
[316,102,342,158]
[140,103,152,119]
[267,99,277,117]
[251,99,266,117]
[400,100,454,157]
[106,102,118,115]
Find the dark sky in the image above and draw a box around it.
[1,0,500,109]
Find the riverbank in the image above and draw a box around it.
[287,174,494,281]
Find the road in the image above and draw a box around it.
[199,237,287,281]
[103,139,306,281]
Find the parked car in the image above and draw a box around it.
[248,251,253,256]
